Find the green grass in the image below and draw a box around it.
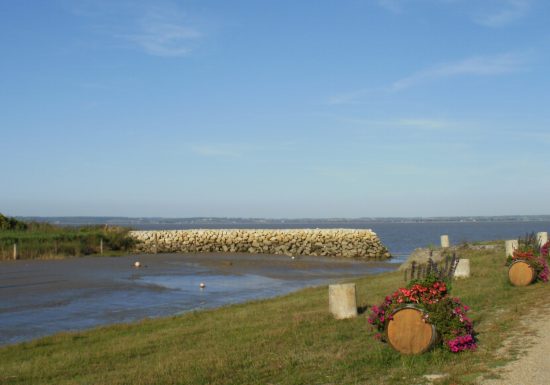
[1,242,548,384]
[0,226,136,260]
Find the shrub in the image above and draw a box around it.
[368,272,476,353]
[506,233,550,283]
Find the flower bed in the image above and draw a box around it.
[507,251,549,283]
[506,234,550,284]
[368,274,476,353]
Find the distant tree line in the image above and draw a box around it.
[0,213,28,231]
[0,213,137,259]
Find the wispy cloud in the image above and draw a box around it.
[327,88,379,105]
[328,52,529,104]
[339,117,456,130]
[474,0,531,27]
[387,118,454,130]
[376,0,404,13]
[391,52,528,90]
[122,7,201,57]
[72,1,203,57]
[190,142,296,158]
[374,0,532,27]
[191,144,245,158]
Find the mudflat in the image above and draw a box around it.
[0,253,395,345]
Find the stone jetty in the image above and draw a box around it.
[129,229,390,260]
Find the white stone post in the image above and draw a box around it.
[454,259,470,279]
[537,232,548,248]
[328,283,357,319]
[13,243,17,260]
[505,240,518,257]
[440,235,450,248]
[100,238,103,255]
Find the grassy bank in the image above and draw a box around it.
[1,242,548,384]
[0,213,136,260]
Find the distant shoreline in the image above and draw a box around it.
[14,215,550,228]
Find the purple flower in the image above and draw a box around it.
[447,334,476,353]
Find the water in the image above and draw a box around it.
[0,253,391,345]
[372,221,550,262]
[1,220,549,345]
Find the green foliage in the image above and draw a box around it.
[517,232,542,254]
[0,214,136,259]
[407,271,445,289]
[405,254,459,287]
[0,213,28,230]
[423,297,472,344]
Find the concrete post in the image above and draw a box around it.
[440,235,450,248]
[505,240,518,257]
[328,283,357,319]
[537,232,548,248]
[13,243,17,260]
[100,239,104,255]
[454,259,470,279]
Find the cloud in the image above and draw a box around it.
[376,0,404,13]
[122,6,201,57]
[191,144,244,157]
[327,88,378,105]
[474,0,531,27]
[391,52,528,90]
[328,52,529,104]
[374,0,532,27]
[71,1,202,57]
[190,141,297,158]
[389,118,454,130]
[124,22,200,57]
[339,116,456,130]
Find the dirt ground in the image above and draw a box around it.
[479,302,550,385]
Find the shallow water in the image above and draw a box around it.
[0,253,392,345]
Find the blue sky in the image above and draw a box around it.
[2,0,549,218]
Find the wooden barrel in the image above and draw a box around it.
[386,305,437,354]
[508,260,536,286]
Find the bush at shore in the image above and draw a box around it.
[0,213,136,259]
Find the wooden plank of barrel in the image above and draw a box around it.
[508,260,536,286]
[386,306,437,354]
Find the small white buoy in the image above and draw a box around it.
[199,282,206,289]
[134,261,141,268]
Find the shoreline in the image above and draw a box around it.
[0,252,396,346]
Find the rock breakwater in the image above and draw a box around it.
[129,229,390,260]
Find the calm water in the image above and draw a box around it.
[1,221,549,345]
[372,221,550,262]
[0,253,391,345]
[133,220,550,263]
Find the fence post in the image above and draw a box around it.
[440,235,450,248]
[537,232,548,248]
[100,238,104,255]
[328,283,358,319]
[505,240,518,257]
[13,243,17,260]
[454,259,470,279]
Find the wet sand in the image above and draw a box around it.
[0,253,396,345]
